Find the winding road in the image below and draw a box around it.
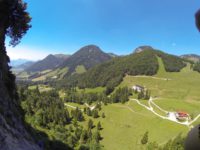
[130,97,200,127]
[64,98,200,128]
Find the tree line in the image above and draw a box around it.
[18,86,105,150]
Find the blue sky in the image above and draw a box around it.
[7,0,200,60]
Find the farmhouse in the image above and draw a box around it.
[175,111,189,120]
[132,85,145,92]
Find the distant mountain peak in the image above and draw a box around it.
[25,53,69,72]
[181,54,200,63]
[78,45,102,53]
[134,46,154,53]
[60,44,112,74]
[54,54,70,59]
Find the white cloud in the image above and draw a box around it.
[7,46,50,61]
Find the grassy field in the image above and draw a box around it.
[75,65,86,74]
[32,67,69,81]
[28,56,200,149]
[100,56,200,149]
[120,57,200,120]
[64,101,188,150]
[76,87,105,93]
[28,84,53,92]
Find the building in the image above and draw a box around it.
[175,111,189,120]
[132,85,145,92]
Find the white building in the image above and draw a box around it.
[132,85,145,92]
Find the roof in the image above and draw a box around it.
[177,111,188,115]
[177,111,188,117]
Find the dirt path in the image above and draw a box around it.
[132,75,171,81]
[64,103,77,109]
[84,103,96,110]
[64,103,84,111]
[150,98,168,114]
[64,103,96,111]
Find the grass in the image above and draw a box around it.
[60,57,200,149]
[100,103,188,150]
[64,102,188,150]
[27,56,200,149]
[32,67,69,81]
[103,56,200,149]
[75,65,86,74]
[120,57,200,117]
[76,87,105,93]
[28,84,53,92]
[17,71,29,79]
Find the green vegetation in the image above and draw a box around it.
[19,87,105,150]
[16,51,200,150]
[193,62,200,73]
[75,65,86,74]
[25,54,67,72]
[141,131,149,145]
[60,45,112,75]
[156,50,186,72]
[99,102,187,150]
[77,50,159,90]
[71,49,186,94]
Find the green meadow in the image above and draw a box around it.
[84,57,200,149]
[32,57,200,149]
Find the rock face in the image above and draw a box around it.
[134,46,154,53]
[0,80,40,150]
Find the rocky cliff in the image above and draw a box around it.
[0,71,40,150]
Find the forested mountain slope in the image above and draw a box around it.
[60,45,112,75]
[70,49,186,90]
[26,54,70,72]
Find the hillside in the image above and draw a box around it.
[74,48,186,90]
[60,45,112,75]
[12,61,34,73]
[10,59,31,67]
[134,45,154,53]
[25,54,70,72]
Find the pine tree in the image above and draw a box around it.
[141,131,149,145]
[102,112,105,118]
[92,109,99,118]
[93,130,101,143]
[88,119,94,130]
[80,129,88,144]
[97,121,102,130]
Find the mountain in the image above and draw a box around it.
[12,61,35,72]
[54,54,71,59]
[60,45,112,75]
[134,46,154,53]
[25,54,70,72]
[10,59,31,67]
[181,54,200,63]
[71,47,186,90]
[107,52,118,58]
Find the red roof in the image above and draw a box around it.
[177,111,188,117]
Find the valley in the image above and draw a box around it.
[2,1,200,150]
[19,51,200,149]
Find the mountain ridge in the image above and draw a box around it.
[60,45,112,75]
[25,54,70,72]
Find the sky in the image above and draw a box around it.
[7,0,200,61]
